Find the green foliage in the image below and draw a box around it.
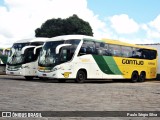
[35,14,93,37]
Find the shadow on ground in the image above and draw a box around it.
[0,75,140,84]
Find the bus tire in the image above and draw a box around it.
[76,70,86,83]
[139,72,146,82]
[24,76,33,80]
[131,71,139,83]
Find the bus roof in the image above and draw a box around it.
[102,38,157,50]
[46,35,94,42]
[30,37,49,42]
[42,35,156,51]
[14,39,32,43]
[14,37,48,44]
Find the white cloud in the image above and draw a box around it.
[141,16,160,39]
[147,30,160,39]
[0,0,109,48]
[118,37,155,44]
[147,15,160,39]
[149,15,160,32]
[109,14,139,34]
[0,35,16,48]
[1,0,160,48]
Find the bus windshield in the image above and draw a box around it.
[7,43,29,65]
[38,39,80,67]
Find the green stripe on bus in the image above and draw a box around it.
[92,55,122,75]
[103,56,122,75]
[92,55,114,74]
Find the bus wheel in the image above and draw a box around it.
[76,70,86,83]
[131,71,139,83]
[139,72,146,82]
[24,76,33,80]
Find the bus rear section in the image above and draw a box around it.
[74,39,157,82]
[138,44,159,79]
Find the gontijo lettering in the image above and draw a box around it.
[122,59,144,65]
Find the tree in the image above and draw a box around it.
[35,14,93,37]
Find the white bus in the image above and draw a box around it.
[6,38,48,80]
[37,35,157,83]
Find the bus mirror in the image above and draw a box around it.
[33,45,42,54]
[21,46,36,54]
[56,44,71,54]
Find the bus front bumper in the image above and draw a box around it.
[37,70,73,79]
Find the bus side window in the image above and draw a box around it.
[79,47,86,55]
[121,46,132,58]
[108,44,121,57]
[65,39,81,57]
[79,40,95,55]
[103,43,109,56]
[95,42,106,55]
[24,48,34,62]
[132,48,141,58]
[95,42,100,55]
[60,49,67,62]
[60,47,71,63]
[143,49,157,60]
[149,50,157,59]
[35,48,42,60]
[86,46,94,54]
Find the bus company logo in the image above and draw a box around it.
[81,58,90,62]
[62,72,71,78]
[2,112,11,117]
[122,59,144,65]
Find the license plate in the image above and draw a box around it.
[43,74,46,76]
[10,72,14,74]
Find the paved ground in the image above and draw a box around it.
[0,75,160,120]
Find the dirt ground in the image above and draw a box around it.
[0,75,160,120]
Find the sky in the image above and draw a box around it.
[0,0,160,48]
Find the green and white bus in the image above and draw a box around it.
[6,38,48,80]
[37,35,157,83]
[0,48,10,74]
[0,48,10,64]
